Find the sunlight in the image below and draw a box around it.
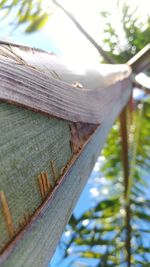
[43,0,106,66]
[66,247,73,254]
[42,0,149,68]
[119,208,126,216]
[82,219,89,226]
[102,188,109,195]
[90,187,99,198]
[64,230,72,237]
[44,10,100,68]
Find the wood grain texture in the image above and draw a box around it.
[0,41,130,88]
[0,42,131,124]
[0,80,132,267]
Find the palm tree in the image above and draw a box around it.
[59,3,150,266]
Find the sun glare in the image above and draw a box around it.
[43,0,150,67]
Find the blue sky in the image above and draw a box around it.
[50,167,103,267]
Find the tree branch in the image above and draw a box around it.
[52,0,115,64]
[125,203,131,267]
[119,106,129,198]
[119,106,131,267]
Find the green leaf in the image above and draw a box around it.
[95,198,119,211]
[25,13,49,33]
[79,251,102,259]
[134,211,150,222]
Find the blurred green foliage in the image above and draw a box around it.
[0,0,51,32]
[63,97,150,267]
[61,2,150,267]
[100,2,150,63]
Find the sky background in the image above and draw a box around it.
[1,0,149,64]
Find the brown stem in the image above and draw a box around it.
[125,203,131,267]
[52,0,115,64]
[119,106,131,266]
[119,106,129,197]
